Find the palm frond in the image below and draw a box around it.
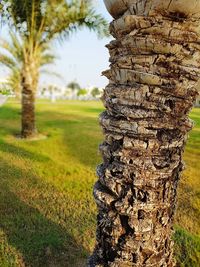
[0,31,57,95]
[3,0,109,43]
[0,53,17,68]
[44,0,109,41]
[41,69,63,80]
[40,52,58,66]
[0,33,24,60]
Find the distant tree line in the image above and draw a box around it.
[39,81,102,102]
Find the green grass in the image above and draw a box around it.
[0,99,199,267]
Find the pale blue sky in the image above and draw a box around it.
[0,1,113,89]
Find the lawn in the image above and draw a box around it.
[0,99,199,267]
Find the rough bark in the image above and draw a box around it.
[21,62,38,139]
[89,1,200,266]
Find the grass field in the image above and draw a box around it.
[0,99,199,267]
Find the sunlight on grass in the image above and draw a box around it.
[0,100,199,266]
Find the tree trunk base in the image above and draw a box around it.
[16,132,47,141]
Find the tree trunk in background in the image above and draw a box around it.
[89,0,200,266]
[21,63,38,139]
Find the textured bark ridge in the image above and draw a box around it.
[89,1,200,267]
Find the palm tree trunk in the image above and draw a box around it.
[89,1,200,266]
[21,63,38,138]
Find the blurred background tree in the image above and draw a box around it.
[0,32,57,99]
[1,0,109,138]
[91,87,101,98]
[67,81,81,92]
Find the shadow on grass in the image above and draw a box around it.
[0,105,20,120]
[0,159,88,267]
[38,109,103,168]
[0,139,50,163]
[174,226,200,267]
[0,105,21,136]
[0,104,103,168]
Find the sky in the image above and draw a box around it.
[0,1,113,89]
